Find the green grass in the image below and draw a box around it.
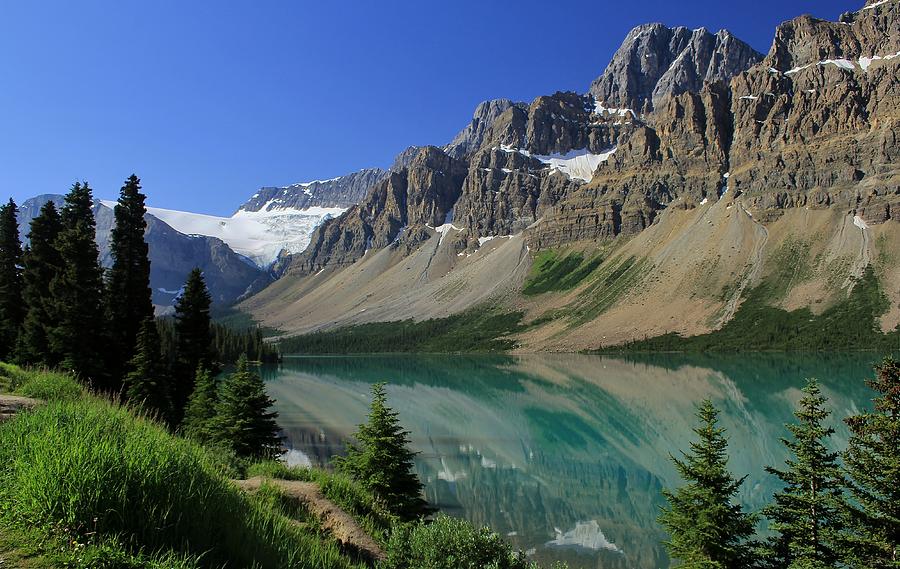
[0,368,364,569]
[569,255,650,326]
[607,266,900,353]
[522,250,605,296]
[248,461,400,545]
[278,307,527,355]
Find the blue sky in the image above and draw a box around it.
[2,1,853,215]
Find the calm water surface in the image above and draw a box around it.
[260,353,880,569]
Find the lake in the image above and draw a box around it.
[260,353,881,569]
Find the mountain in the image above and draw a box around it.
[17,195,269,310]
[242,0,900,351]
[588,23,763,113]
[237,168,385,213]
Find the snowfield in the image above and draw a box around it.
[103,200,344,267]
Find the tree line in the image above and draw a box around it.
[660,357,899,569]
[0,178,281,459]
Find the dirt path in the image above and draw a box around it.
[234,477,385,563]
[0,395,40,423]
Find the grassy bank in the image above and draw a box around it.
[605,267,900,353]
[0,365,363,569]
[277,308,526,355]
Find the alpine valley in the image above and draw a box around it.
[25,0,900,348]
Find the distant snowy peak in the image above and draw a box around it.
[238,168,386,214]
[138,203,344,268]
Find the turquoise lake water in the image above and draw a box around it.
[260,353,881,569]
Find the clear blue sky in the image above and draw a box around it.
[1,0,853,215]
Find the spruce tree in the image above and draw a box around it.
[335,382,430,521]
[215,355,281,459]
[658,399,757,569]
[182,366,219,445]
[172,268,215,422]
[123,318,171,421]
[760,378,846,569]
[106,175,154,386]
[0,198,24,360]
[843,357,900,568]
[16,201,64,366]
[49,183,107,386]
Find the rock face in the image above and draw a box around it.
[238,168,386,213]
[588,24,762,112]
[444,99,528,159]
[17,195,268,309]
[290,147,468,274]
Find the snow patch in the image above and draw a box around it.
[546,521,622,553]
[863,0,891,9]
[859,51,900,71]
[534,148,616,182]
[740,95,759,100]
[853,215,869,230]
[144,204,345,267]
[592,100,634,118]
[699,197,709,206]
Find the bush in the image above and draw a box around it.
[384,515,563,569]
[0,397,360,568]
[13,367,84,401]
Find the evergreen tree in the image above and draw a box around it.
[659,399,757,569]
[759,378,846,569]
[106,175,153,386]
[843,357,900,568]
[172,268,215,422]
[214,355,281,459]
[123,318,171,421]
[182,366,219,445]
[49,183,107,386]
[335,382,430,521]
[16,201,64,366]
[0,198,24,360]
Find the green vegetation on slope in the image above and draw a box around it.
[523,250,605,296]
[609,266,900,352]
[0,366,362,569]
[278,308,526,354]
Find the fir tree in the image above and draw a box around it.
[123,318,171,421]
[182,366,219,445]
[106,175,154,386]
[16,201,64,366]
[843,357,900,568]
[214,355,281,459]
[172,268,215,422]
[760,378,846,569]
[49,183,107,386]
[335,382,430,521]
[0,198,24,360]
[659,399,757,569]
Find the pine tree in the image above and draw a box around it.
[123,318,171,421]
[172,268,216,422]
[0,198,24,360]
[843,357,900,568]
[49,183,107,386]
[658,399,757,569]
[214,355,281,459]
[182,366,219,445]
[106,175,154,387]
[759,378,846,569]
[335,382,430,521]
[16,201,64,366]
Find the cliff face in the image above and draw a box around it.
[289,147,467,274]
[588,24,762,112]
[249,2,900,349]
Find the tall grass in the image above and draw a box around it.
[0,392,362,568]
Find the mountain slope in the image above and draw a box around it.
[243,1,900,350]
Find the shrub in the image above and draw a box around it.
[384,515,563,569]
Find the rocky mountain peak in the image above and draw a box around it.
[238,168,386,213]
[589,23,762,112]
[444,98,528,159]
